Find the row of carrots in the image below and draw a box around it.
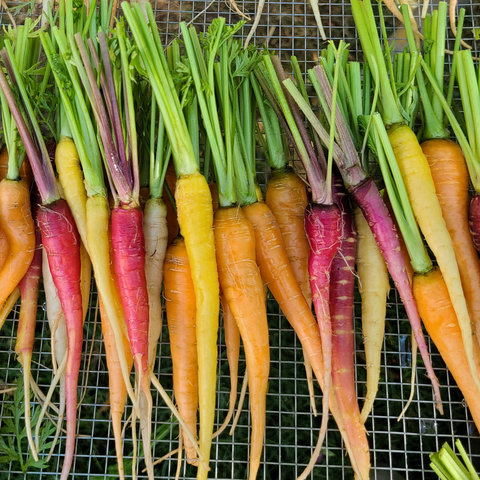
[1,0,480,479]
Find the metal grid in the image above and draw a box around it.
[0,0,480,478]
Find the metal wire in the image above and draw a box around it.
[0,0,480,479]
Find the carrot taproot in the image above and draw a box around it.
[0,226,8,273]
[215,294,241,438]
[354,206,390,424]
[330,191,370,480]
[100,296,134,480]
[215,206,269,480]
[414,267,480,430]
[15,195,41,461]
[241,200,323,428]
[56,136,88,248]
[265,166,317,415]
[0,179,35,309]
[422,139,480,346]
[164,236,199,464]
[39,199,83,480]
[144,197,168,368]
[209,182,241,437]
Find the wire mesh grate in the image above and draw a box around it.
[0,0,480,478]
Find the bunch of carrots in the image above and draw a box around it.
[1,1,480,479]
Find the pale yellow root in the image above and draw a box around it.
[50,311,63,374]
[354,207,390,425]
[35,352,67,451]
[56,137,89,250]
[0,387,16,394]
[229,371,248,436]
[244,0,266,47]
[47,376,66,461]
[0,287,20,331]
[19,353,38,461]
[397,334,417,421]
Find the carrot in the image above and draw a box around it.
[265,168,311,305]
[388,124,480,395]
[264,167,317,415]
[0,148,33,187]
[354,206,390,424]
[15,195,42,461]
[144,198,169,367]
[0,179,35,309]
[421,139,480,346]
[330,189,370,480]
[215,206,269,480]
[414,267,480,430]
[208,182,241,437]
[0,225,8,273]
[216,294,240,437]
[164,236,199,464]
[100,296,134,480]
[241,199,325,425]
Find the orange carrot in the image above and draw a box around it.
[265,167,317,414]
[422,139,480,346]
[100,296,133,480]
[414,267,480,430]
[0,179,35,308]
[215,206,269,480]
[164,236,199,464]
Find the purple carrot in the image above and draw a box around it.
[348,178,442,409]
[330,184,370,480]
[39,199,83,480]
[470,194,480,252]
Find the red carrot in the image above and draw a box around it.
[330,186,370,480]
[111,207,149,389]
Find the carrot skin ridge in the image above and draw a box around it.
[414,267,480,430]
[164,236,199,463]
[39,199,83,480]
[215,206,269,480]
[330,191,370,480]
[348,177,442,411]
[0,179,35,309]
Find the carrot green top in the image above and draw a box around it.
[350,0,404,127]
[0,19,39,181]
[122,2,199,180]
